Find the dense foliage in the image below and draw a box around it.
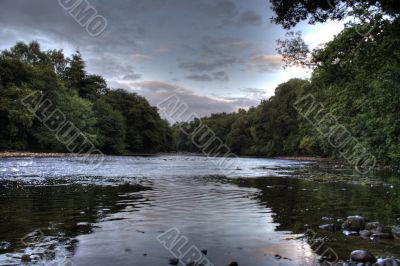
[0,42,173,154]
[174,1,400,166]
[1,0,399,167]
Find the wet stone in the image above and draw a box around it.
[169,258,179,265]
[370,233,394,240]
[0,241,10,250]
[21,255,32,262]
[319,224,341,231]
[350,250,376,263]
[392,227,400,240]
[359,230,371,238]
[343,230,360,236]
[366,222,383,234]
[375,258,400,266]
[343,216,366,231]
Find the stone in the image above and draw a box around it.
[366,222,383,234]
[21,255,31,263]
[375,258,400,266]
[392,226,400,240]
[169,258,179,265]
[343,230,359,236]
[350,250,376,263]
[370,233,394,240]
[319,224,340,231]
[359,230,371,238]
[343,216,366,231]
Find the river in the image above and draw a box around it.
[0,155,399,265]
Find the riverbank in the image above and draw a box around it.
[0,151,333,161]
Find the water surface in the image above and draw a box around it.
[0,155,399,265]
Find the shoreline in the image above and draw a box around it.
[0,151,331,161]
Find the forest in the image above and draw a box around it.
[0,0,399,166]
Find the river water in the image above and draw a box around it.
[0,155,399,265]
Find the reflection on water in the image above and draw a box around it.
[0,155,399,265]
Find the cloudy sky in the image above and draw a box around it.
[0,0,343,117]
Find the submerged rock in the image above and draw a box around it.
[375,257,400,266]
[359,230,372,238]
[169,258,179,265]
[319,224,341,231]
[366,222,383,234]
[21,255,32,263]
[370,233,394,240]
[393,227,400,240]
[0,241,10,250]
[343,216,366,231]
[343,230,359,236]
[350,250,376,263]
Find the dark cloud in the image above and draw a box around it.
[185,71,229,82]
[202,0,237,18]
[185,74,213,82]
[179,58,236,72]
[224,10,262,27]
[236,10,262,27]
[122,73,142,81]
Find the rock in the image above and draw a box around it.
[21,255,31,262]
[319,224,341,231]
[375,258,400,266]
[228,262,238,266]
[366,222,383,234]
[350,250,376,263]
[359,230,372,238]
[392,226,400,240]
[169,258,179,265]
[322,217,335,222]
[0,241,10,250]
[343,216,366,231]
[201,249,207,255]
[370,233,394,240]
[343,230,359,236]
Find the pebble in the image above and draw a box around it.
[169,258,179,265]
[0,241,10,250]
[343,230,360,236]
[370,233,394,240]
[350,250,376,263]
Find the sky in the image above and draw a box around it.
[0,0,343,118]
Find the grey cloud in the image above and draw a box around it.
[122,73,142,81]
[185,74,213,82]
[224,10,262,27]
[179,58,236,72]
[223,10,262,28]
[185,71,229,82]
[236,10,262,27]
[212,71,229,81]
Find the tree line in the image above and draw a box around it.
[0,42,173,154]
[0,0,399,166]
